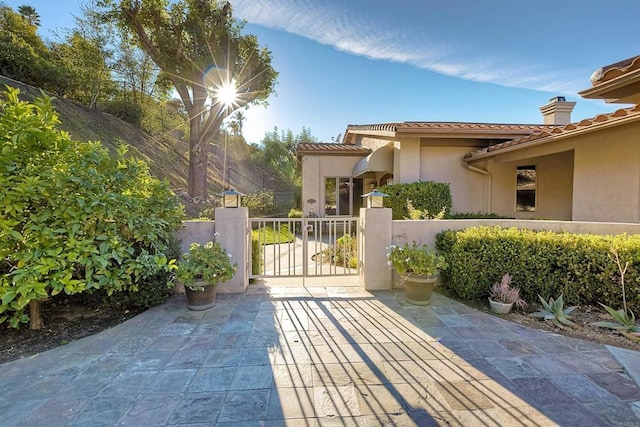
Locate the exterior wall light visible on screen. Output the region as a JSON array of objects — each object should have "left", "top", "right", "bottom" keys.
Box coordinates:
[
  {"left": 362, "top": 189, "right": 389, "bottom": 208},
  {"left": 220, "top": 188, "right": 244, "bottom": 208}
]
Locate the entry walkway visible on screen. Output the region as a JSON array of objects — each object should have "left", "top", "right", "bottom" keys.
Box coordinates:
[{"left": 1, "top": 286, "right": 639, "bottom": 426}]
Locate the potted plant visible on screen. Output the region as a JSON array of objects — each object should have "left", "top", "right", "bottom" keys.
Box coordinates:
[
  {"left": 488, "top": 273, "right": 527, "bottom": 314},
  {"left": 175, "top": 240, "right": 237, "bottom": 310},
  {"left": 387, "top": 241, "right": 447, "bottom": 305}
]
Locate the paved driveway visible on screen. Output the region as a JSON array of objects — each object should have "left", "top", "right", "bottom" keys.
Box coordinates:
[{"left": 1, "top": 285, "right": 639, "bottom": 426}]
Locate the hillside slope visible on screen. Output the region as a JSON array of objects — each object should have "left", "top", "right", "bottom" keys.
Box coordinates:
[{"left": 0, "top": 76, "right": 277, "bottom": 199}]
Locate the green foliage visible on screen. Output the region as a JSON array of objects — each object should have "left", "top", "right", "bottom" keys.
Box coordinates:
[
  {"left": 89, "top": 236, "right": 181, "bottom": 309},
  {"left": 0, "top": 5, "right": 60, "bottom": 93},
  {"left": 288, "top": 208, "right": 303, "bottom": 219},
  {"left": 435, "top": 226, "right": 640, "bottom": 313},
  {"left": 0, "top": 88, "right": 184, "bottom": 327},
  {"left": 387, "top": 242, "right": 447, "bottom": 278},
  {"left": 324, "top": 234, "right": 357, "bottom": 269},
  {"left": 287, "top": 208, "right": 303, "bottom": 233},
  {"left": 243, "top": 189, "right": 277, "bottom": 217},
  {"left": 175, "top": 241, "right": 237, "bottom": 287},
  {"left": 448, "top": 212, "right": 514, "bottom": 219},
  {"left": 405, "top": 199, "right": 446, "bottom": 220},
  {"left": 379, "top": 181, "right": 453, "bottom": 220},
  {"left": 251, "top": 234, "right": 262, "bottom": 276},
  {"left": 531, "top": 294, "right": 577, "bottom": 328},
  {"left": 252, "top": 127, "right": 315, "bottom": 185},
  {"left": 49, "top": 31, "right": 114, "bottom": 108},
  {"left": 251, "top": 225, "right": 295, "bottom": 245}
]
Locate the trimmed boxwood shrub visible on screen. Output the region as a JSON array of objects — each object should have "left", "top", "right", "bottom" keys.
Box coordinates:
[
  {"left": 435, "top": 226, "right": 640, "bottom": 313},
  {"left": 251, "top": 235, "right": 262, "bottom": 276},
  {"left": 379, "top": 181, "right": 452, "bottom": 220}
]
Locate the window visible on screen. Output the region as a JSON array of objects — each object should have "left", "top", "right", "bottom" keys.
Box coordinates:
[
  {"left": 516, "top": 165, "right": 536, "bottom": 212},
  {"left": 325, "top": 177, "right": 352, "bottom": 216}
]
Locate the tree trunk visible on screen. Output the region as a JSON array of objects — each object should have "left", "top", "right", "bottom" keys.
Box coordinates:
[
  {"left": 188, "top": 117, "right": 209, "bottom": 199},
  {"left": 29, "top": 299, "right": 44, "bottom": 330}
]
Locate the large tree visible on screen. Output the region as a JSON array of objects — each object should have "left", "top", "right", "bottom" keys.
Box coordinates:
[{"left": 103, "top": 0, "right": 277, "bottom": 198}]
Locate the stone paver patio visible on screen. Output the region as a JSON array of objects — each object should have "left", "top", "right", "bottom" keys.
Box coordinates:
[{"left": 1, "top": 284, "right": 640, "bottom": 426}]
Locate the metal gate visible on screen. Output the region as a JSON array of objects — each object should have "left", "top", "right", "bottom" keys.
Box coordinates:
[{"left": 249, "top": 217, "right": 359, "bottom": 278}]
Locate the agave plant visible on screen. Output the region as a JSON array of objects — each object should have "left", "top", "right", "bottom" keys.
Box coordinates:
[
  {"left": 591, "top": 248, "right": 640, "bottom": 342},
  {"left": 531, "top": 294, "right": 577, "bottom": 328},
  {"left": 592, "top": 304, "right": 640, "bottom": 342}
]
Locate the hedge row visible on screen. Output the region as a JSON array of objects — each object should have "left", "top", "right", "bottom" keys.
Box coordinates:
[
  {"left": 435, "top": 226, "right": 640, "bottom": 313},
  {"left": 379, "top": 181, "right": 453, "bottom": 220}
]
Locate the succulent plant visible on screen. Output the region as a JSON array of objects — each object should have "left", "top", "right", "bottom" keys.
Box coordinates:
[
  {"left": 488, "top": 273, "right": 528, "bottom": 309},
  {"left": 531, "top": 294, "right": 577, "bottom": 328},
  {"left": 592, "top": 304, "right": 640, "bottom": 341}
]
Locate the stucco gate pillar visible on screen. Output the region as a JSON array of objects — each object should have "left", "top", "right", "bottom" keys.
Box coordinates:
[
  {"left": 359, "top": 207, "right": 392, "bottom": 290},
  {"left": 214, "top": 207, "right": 249, "bottom": 293}
]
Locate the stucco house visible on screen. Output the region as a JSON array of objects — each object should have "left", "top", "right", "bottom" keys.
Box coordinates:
[{"left": 297, "top": 54, "right": 640, "bottom": 223}]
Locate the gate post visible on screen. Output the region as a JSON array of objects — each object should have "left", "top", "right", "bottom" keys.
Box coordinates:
[
  {"left": 214, "top": 207, "right": 249, "bottom": 293},
  {"left": 359, "top": 207, "right": 392, "bottom": 290}
]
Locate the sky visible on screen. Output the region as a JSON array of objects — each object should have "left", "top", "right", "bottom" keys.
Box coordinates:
[{"left": 4, "top": 0, "right": 640, "bottom": 144}]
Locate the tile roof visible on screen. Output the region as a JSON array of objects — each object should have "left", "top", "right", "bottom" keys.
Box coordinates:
[
  {"left": 347, "top": 122, "right": 552, "bottom": 133},
  {"left": 590, "top": 55, "right": 640, "bottom": 86},
  {"left": 466, "top": 104, "right": 640, "bottom": 159},
  {"left": 296, "top": 142, "right": 371, "bottom": 155}
]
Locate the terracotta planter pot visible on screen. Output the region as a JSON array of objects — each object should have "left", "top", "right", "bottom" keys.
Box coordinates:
[
  {"left": 184, "top": 281, "right": 217, "bottom": 311},
  {"left": 488, "top": 298, "right": 513, "bottom": 314},
  {"left": 402, "top": 274, "right": 438, "bottom": 306}
]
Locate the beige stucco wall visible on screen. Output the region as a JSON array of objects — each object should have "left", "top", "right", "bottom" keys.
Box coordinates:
[
  {"left": 300, "top": 154, "right": 364, "bottom": 217},
  {"left": 394, "top": 137, "right": 421, "bottom": 183},
  {"left": 572, "top": 124, "right": 640, "bottom": 222},
  {"left": 420, "top": 145, "right": 487, "bottom": 214},
  {"left": 488, "top": 150, "right": 574, "bottom": 220},
  {"left": 482, "top": 121, "right": 640, "bottom": 222}
]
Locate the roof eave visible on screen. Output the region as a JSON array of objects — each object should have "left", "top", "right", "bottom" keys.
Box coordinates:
[
  {"left": 465, "top": 113, "right": 640, "bottom": 162},
  {"left": 579, "top": 69, "right": 640, "bottom": 103}
]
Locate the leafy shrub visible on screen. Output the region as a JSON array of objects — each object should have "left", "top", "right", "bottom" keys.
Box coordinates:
[
  {"left": 288, "top": 208, "right": 303, "bottom": 218},
  {"left": 287, "top": 208, "right": 303, "bottom": 233},
  {"left": 175, "top": 240, "right": 237, "bottom": 287},
  {"left": 251, "top": 235, "right": 262, "bottom": 276},
  {"left": 89, "top": 236, "right": 181, "bottom": 310},
  {"left": 243, "top": 189, "right": 277, "bottom": 217},
  {"left": 448, "top": 212, "right": 514, "bottom": 219},
  {"left": 379, "top": 181, "right": 452, "bottom": 220},
  {"left": 435, "top": 226, "right": 640, "bottom": 313},
  {"left": 387, "top": 242, "right": 447, "bottom": 277},
  {"left": 326, "top": 234, "right": 357, "bottom": 269},
  {"left": 0, "top": 88, "right": 184, "bottom": 327},
  {"left": 405, "top": 200, "right": 446, "bottom": 220}
]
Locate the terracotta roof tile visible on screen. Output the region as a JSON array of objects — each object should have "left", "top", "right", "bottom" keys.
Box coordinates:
[
  {"left": 590, "top": 55, "right": 640, "bottom": 86},
  {"left": 296, "top": 142, "right": 371, "bottom": 155},
  {"left": 470, "top": 104, "right": 640, "bottom": 158},
  {"left": 347, "top": 122, "right": 552, "bottom": 133}
]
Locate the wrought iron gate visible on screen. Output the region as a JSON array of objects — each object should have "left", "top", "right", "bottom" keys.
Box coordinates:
[{"left": 249, "top": 217, "right": 359, "bottom": 279}]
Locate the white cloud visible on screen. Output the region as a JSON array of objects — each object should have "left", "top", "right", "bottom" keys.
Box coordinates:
[{"left": 232, "top": 0, "right": 584, "bottom": 95}]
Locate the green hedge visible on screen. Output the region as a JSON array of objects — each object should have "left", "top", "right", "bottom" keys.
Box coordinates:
[
  {"left": 251, "top": 235, "right": 262, "bottom": 276},
  {"left": 379, "top": 181, "right": 452, "bottom": 220},
  {"left": 435, "top": 226, "right": 640, "bottom": 313}
]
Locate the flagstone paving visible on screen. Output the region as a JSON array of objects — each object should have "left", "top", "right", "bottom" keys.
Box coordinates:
[{"left": 1, "top": 284, "right": 640, "bottom": 426}]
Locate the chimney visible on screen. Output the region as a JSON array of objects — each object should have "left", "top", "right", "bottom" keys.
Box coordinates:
[{"left": 540, "top": 96, "right": 576, "bottom": 125}]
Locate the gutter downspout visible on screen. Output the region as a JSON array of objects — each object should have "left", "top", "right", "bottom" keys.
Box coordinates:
[{"left": 465, "top": 162, "right": 492, "bottom": 213}]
